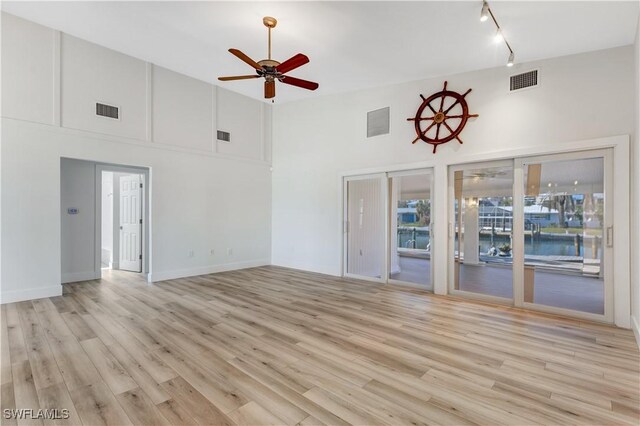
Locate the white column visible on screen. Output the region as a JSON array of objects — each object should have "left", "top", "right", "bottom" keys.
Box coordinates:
[
  {"left": 463, "top": 198, "right": 480, "bottom": 264},
  {"left": 390, "top": 178, "right": 400, "bottom": 275},
  {"left": 432, "top": 164, "right": 448, "bottom": 295}
]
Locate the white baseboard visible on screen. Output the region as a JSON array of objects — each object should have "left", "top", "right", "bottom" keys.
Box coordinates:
[
  {"left": 632, "top": 315, "right": 640, "bottom": 350},
  {"left": 62, "top": 271, "right": 101, "bottom": 284},
  {"left": 149, "top": 259, "right": 270, "bottom": 282},
  {"left": 0, "top": 285, "right": 62, "bottom": 304}
]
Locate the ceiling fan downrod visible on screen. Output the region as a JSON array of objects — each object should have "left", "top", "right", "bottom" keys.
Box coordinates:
[{"left": 263, "top": 16, "right": 277, "bottom": 61}]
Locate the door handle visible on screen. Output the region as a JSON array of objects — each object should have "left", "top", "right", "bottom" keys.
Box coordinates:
[{"left": 606, "top": 226, "right": 613, "bottom": 247}]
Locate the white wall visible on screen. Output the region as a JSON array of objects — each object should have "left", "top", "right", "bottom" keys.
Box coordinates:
[
  {"left": 101, "top": 171, "right": 113, "bottom": 267},
  {"left": 1, "top": 12, "right": 57, "bottom": 124},
  {"left": 152, "top": 66, "right": 213, "bottom": 151},
  {"left": 1, "top": 12, "right": 272, "bottom": 303},
  {"left": 216, "top": 87, "right": 266, "bottom": 160},
  {"left": 632, "top": 16, "right": 640, "bottom": 345},
  {"left": 61, "top": 33, "right": 149, "bottom": 140},
  {"left": 61, "top": 158, "right": 99, "bottom": 283}
]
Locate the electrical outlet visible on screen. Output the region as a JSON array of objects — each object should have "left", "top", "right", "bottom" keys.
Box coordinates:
[
  {"left": 210, "top": 249, "right": 215, "bottom": 256},
  {"left": 188, "top": 250, "right": 194, "bottom": 258},
  {"left": 227, "top": 248, "right": 233, "bottom": 256}
]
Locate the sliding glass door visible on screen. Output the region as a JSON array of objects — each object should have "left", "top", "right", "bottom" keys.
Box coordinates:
[
  {"left": 388, "top": 170, "right": 433, "bottom": 289},
  {"left": 449, "top": 161, "right": 514, "bottom": 302},
  {"left": 343, "top": 169, "right": 434, "bottom": 288},
  {"left": 448, "top": 150, "right": 613, "bottom": 321},
  {"left": 517, "top": 150, "right": 613, "bottom": 320}
]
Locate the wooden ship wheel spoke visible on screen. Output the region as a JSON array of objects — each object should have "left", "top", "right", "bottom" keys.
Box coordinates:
[{"left": 407, "top": 81, "right": 478, "bottom": 153}]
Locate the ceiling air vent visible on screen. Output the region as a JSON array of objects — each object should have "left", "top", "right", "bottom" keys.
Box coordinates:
[
  {"left": 96, "top": 102, "right": 119, "bottom": 119},
  {"left": 217, "top": 130, "right": 231, "bottom": 142},
  {"left": 367, "top": 107, "right": 390, "bottom": 138},
  {"left": 510, "top": 70, "right": 538, "bottom": 92}
]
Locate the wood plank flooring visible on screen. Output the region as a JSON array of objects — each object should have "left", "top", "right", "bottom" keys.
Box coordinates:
[{"left": 1, "top": 266, "right": 638, "bottom": 425}]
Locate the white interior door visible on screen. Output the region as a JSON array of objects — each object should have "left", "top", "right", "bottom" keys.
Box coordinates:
[{"left": 119, "top": 174, "right": 142, "bottom": 272}]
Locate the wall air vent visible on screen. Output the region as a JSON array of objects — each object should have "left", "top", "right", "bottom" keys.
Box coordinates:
[
  {"left": 510, "top": 70, "right": 538, "bottom": 92},
  {"left": 96, "top": 102, "right": 119, "bottom": 119},
  {"left": 217, "top": 130, "right": 231, "bottom": 142},
  {"left": 367, "top": 107, "right": 390, "bottom": 138}
]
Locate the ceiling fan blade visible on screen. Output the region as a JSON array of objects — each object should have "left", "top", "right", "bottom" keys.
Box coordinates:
[
  {"left": 218, "top": 75, "right": 260, "bottom": 81},
  {"left": 265, "top": 80, "right": 275, "bottom": 99},
  {"left": 276, "top": 53, "right": 309, "bottom": 74},
  {"left": 228, "top": 48, "right": 262, "bottom": 71},
  {"left": 280, "top": 75, "right": 319, "bottom": 91}
]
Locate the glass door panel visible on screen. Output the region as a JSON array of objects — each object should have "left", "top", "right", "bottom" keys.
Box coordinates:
[
  {"left": 345, "top": 176, "right": 385, "bottom": 280},
  {"left": 388, "top": 171, "right": 432, "bottom": 289},
  {"left": 452, "top": 162, "right": 514, "bottom": 300},
  {"left": 521, "top": 155, "right": 607, "bottom": 315}
]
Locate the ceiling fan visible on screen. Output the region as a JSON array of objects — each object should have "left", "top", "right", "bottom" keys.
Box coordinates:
[{"left": 218, "top": 16, "right": 319, "bottom": 99}]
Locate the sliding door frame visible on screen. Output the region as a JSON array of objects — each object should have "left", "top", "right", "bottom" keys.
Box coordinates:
[
  {"left": 342, "top": 169, "right": 435, "bottom": 288},
  {"left": 387, "top": 169, "right": 435, "bottom": 289},
  {"left": 447, "top": 159, "right": 515, "bottom": 305},
  {"left": 514, "top": 148, "right": 614, "bottom": 323}
]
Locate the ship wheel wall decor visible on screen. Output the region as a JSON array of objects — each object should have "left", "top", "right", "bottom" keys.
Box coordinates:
[{"left": 407, "top": 81, "right": 478, "bottom": 153}]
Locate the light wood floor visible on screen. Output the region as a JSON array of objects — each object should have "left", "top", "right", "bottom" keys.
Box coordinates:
[{"left": 1, "top": 266, "right": 639, "bottom": 425}]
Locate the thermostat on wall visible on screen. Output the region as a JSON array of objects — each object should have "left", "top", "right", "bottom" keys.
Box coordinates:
[{"left": 67, "top": 208, "right": 79, "bottom": 215}]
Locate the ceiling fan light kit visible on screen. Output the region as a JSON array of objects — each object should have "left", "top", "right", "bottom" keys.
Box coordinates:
[{"left": 218, "top": 16, "right": 319, "bottom": 99}]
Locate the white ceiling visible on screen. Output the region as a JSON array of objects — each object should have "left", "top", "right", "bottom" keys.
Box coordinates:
[{"left": 2, "top": 1, "right": 638, "bottom": 103}]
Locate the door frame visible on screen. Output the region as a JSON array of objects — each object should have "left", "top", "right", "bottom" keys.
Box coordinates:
[
  {"left": 447, "top": 159, "right": 515, "bottom": 305},
  {"left": 95, "top": 163, "right": 151, "bottom": 281},
  {"left": 513, "top": 148, "right": 614, "bottom": 323},
  {"left": 386, "top": 168, "right": 435, "bottom": 289}
]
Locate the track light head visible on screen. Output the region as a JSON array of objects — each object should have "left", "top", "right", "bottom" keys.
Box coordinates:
[
  {"left": 494, "top": 28, "right": 504, "bottom": 43},
  {"left": 507, "top": 51, "right": 515, "bottom": 67},
  {"left": 480, "top": 2, "right": 490, "bottom": 22}
]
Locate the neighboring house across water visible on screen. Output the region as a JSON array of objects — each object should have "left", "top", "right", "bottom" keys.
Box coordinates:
[
  {"left": 397, "top": 207, "right": 418, "bottom": 223},
  {"left": 479, "top": 200, "right": 560, "bottom": 230}
]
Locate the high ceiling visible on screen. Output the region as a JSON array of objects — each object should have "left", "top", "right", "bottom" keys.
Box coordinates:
[{"left": 2, "top": 1, "right": 638, "bottom": 103}]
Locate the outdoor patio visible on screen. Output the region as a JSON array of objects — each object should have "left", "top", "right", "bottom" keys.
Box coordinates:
[{"left": 391, "top": 256, "right": 604, "bottom": 314}]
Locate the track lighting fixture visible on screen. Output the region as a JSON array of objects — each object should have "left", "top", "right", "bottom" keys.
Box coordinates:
[
  {"left": 480, "top": 2, "right": 490, "bottom": 22},
  {"left": 479, "top": 1, "right": 516, "bottom": 67}
]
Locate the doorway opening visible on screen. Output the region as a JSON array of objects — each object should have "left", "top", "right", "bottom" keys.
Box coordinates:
[
  {"left": 101, "top": 171, "right": 144, "bottom": 273},
  {"left": 59, "top": 158, "right": 150, "bottom": 284}
]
